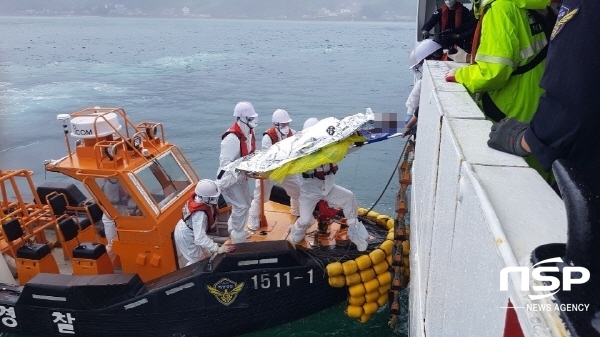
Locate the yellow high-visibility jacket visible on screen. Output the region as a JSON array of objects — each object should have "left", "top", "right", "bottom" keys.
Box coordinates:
[{"left": 456, "top": 0, "right": 550, "bottom": 122}]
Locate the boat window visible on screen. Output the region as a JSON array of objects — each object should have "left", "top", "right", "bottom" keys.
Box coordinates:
[
  {"left": 95, "top": 178, "right": 141, "bottom": 216},
  {"left": 135, "top": 152, "right": 192, "bottom": 209}
]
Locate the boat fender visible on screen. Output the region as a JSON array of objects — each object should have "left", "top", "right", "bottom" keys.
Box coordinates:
[
  {"left": 376, "top": 214, "right": 391, "bottom": 227},
  {"left": 366, "top": 211, "right": 380, "bottom": 222},
  {"left": 359, "top": 314, "right": 372, "bottom": 323},
  {"left": 342, "top": 260, "right": 358, "bottom": 275},
  {"left": 401, "top": 241, "right": 410, "bottom": 255},
  {"left": 355, "top": 255, "right": 372, "bottom": 271},
  {"left": 369, "top": 249, "right": 386, "bottom": 265},
  {"left": 380, "top": 240, "right": 394, "bottom": 256},
  {"left": 359, "top": 268, "right": 376, "bottom": 283},
  {"left": 364, "top": 278, "right": 380, "bottom": 293},
  {"left": 365, "top": 290, "right": 380, "bottom": 303},
  {"left": 346, "top": 305, "right": 363, "bottom": 318},
  {"left": 363, "top": 301, "right": 378, "bottom": 315},
  {"left": 357, "top": 207, "right": 368, "bottom": 216},
  {"left": 377, "top": 294, "right": 388, "bottom": 307},
  {"left": 386, "top": 254, "right": 393, "bottom": 266},
  {"left": 378, "top": 284, "right": 390, "bottom": 295},
  {"left": 345, "top": 273, "right": 361, "bottom": 287},
  {"left": 373, "top": 260, "right": 389, "bottom": 275},
  {"left": 386, "top": 218, "right": 395, "bottom": 230},
  {"left": 325, "top": 262, "right": 343, "bottom": 277},
  {"left": 348, "top": 283, "right": 366, "bottom": 297},
  {"left": 386, "top": 231, "right": 394, "bottom": 240},
  {"left": 328, "top": 275, "right": 346, "bottom": 288},
  {"left": 377, "top": 271, "right": 392, "bottom": 286},
  {"left": 348, "top": 296, "right": 366, "bottom": 306}
]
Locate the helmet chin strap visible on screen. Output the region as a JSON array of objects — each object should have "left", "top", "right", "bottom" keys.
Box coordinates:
[{"left": 237, "top": 118, "right": 254, "bottom": 131}]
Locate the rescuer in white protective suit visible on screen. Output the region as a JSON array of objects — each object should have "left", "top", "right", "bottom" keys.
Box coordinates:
[
  {"left": 247, "top": 109, "right": 301, "bottom": 230},
  {"left": 288, "top": 117, "right": 369, "bottom": 251},
  {"left": 216, "top": 101, "right": 258, "bottom": 243},
  {"left": 100, "top": 178, "right": 129, "bottom": 252},
  {"left": 174, "top": 179, "right": 235, "bottom": 267}
]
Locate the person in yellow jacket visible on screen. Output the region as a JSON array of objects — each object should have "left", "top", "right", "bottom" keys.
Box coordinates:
[{"left": 445, "top": 0, "right": 552, "bottom": 123}]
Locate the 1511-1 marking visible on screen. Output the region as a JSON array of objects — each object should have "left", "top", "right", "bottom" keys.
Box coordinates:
[{"left": 250, "top": 269, "right": 313, "bottom": 289}]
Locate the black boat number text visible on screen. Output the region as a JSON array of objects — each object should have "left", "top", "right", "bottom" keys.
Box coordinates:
[{"left": 250, "top": 269, "right": 313, "bottom": 289}]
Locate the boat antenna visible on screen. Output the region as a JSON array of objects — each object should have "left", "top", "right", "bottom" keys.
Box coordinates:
[{"left": 57, "top": 114, "right": 73, "bottom": 165}]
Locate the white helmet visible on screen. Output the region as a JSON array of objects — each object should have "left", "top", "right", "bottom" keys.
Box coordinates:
[
  {"left": 409, "top": 39, "right": 442, "bottom": 69},
  {"left": 272, "top": 109, "right": 292, "bottom": 124},
  {"left": 195, "top": 179, "right": 220, "bottom": 198},
  {"left": 303, "top": 117, "right": 319, "bottom": 130},
  {"left": 233, "top": 101, "right": 258, "bottom": 118}
]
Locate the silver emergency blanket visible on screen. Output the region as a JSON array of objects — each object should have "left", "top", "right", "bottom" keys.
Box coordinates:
[{"left": 224, "top": 109, "right": 375, "bottom": 176}]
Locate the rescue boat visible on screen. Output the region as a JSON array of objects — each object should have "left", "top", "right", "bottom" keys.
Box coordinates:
[{"left": 0, "top": 107, "right": 409, "bottom": 337}]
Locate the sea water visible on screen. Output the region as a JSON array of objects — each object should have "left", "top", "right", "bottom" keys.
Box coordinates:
[{"left": 0, "top": 16, "right": 413, "bottom": 337}]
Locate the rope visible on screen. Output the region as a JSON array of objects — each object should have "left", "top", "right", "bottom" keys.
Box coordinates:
[{"left": 366, "top": 137, "right": 412, "bottom": 214}]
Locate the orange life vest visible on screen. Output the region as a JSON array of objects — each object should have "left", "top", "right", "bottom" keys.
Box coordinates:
[
  {"left": 441, "top": 3, "right": 464, "bottom": 31},
  {"left": 263, "top": 126, "right": 293, "bottom": 145},
  {"left": 222, "top": 122, "right": 256, "bottom": 157},
  {"left": 182, "top": 192, "right": 217, "bottom": 233}
]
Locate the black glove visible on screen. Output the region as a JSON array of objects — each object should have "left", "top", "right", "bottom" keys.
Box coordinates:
[
  {"left": 421, "top": 30, "right": 430, "bottom": 39},
  {"left": 487, "top": 118, "right": 530, "bottom": 156}
]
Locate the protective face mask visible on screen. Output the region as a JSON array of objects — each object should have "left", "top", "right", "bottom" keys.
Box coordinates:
[
  {"left": 244, "top": 117, "right": 258, "bottom": 129},
  {"left": 445, "top": 0, "right": 456, "bottom": 7},
  {"left": 412, "top": 64, "right": 423, "bottom": 80},
  {"left": 278, "top": 126, "right": 290, "bottom": 135}
]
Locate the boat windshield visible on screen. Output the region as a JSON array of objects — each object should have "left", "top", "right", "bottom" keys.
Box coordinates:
[
  {"left": 96, "top": 177, "right": 140, "bottom": 216},
  {"left": 134, "top": 151, "right": 192, "bottom": 210}
]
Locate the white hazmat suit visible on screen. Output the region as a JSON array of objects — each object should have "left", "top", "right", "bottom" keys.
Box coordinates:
[
  {"left": 288, "top": 118, "right": 369, "bottom": 251},
  {"left": 247, "top": 126, "right": 301, "bottom": 230},
  {"left": 174, "top": 196, "right": 219, "bottom": 266},
  {"left": 216, "top": 102, "right": 258, "bottom": 244}
]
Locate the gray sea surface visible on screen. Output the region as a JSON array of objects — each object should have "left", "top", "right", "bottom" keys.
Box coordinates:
[{"left": 0, "top": 16, "right": 414, "bottom": 337}]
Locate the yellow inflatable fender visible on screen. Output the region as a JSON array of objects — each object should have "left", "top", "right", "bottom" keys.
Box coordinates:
[
  {"left": 380, "top": 240, "right": 393, "bottom": 256},
  {"left": 376, "top": 214, "right": 391, "bottom": 227},
  {"left": 328, "top": 275, "right": 345, "bottom": 288},
  {"left": 345, "top": 273, "right": 361, "bottom": 287},
  {"left": 377, "top": 294, "right": 388, "bottom": 307},
  {"left": 357, "top": 207, "right": 368, "bottom": 216},
  {"left": 373, "top": 260, "right": 389, "bottom": 275},
  {"left": 364, "top": 278, "right": 380, "bottom": 293},
  {"left": 359, "top": 314, "right": 372, "bottom": 323},
  {"left": 366, "top": 210, "right": 380, "bottom": 222},
  {"left": 365, "top": 290, "right": 379, "bottom": 303},
  {"left": 386, "top": 218, "right": 395, "bottom": 230},
  {"left": 378, "top": 283, "right": 390, "bottom": 295},
  {"left": 359, "top": 268, "right": 376, "bottom": 283},
  {"left": 326, "top": 262, "right": 343, "bottom": 277},
  {"left": 369, "top": 249, "right": 386, "bottom": 265},
  {"left": 348, "top": 283, "right": 366, "bottom": 297},
  {"left": 342, "top": 260, "right": 358, "bottom": 275},
  {"left": 402, "top": 241, "right": 410, "bottom": 255},
  {"left": 355, "top": 255, "right": 372, "bottom": 271},
  {"left": 363, "top": 302, "right": 379, "bottom": 315},
  {"left": 348, "top": 296, "right": 366, "bottom": 306},
  {"left": 346, "top": 305, "right": 363, "bottom": 318},
  {"left": 377, "top": 271, "right": 392, "bottom": 286}
]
